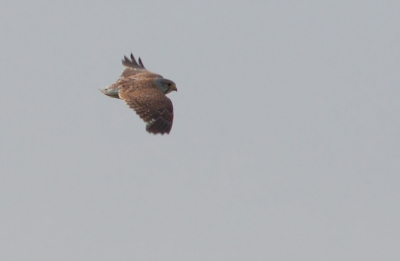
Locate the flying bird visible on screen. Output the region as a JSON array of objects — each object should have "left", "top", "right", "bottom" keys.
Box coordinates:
[{"left": 101, "top": 54, "right": 177, "bottom": 135}]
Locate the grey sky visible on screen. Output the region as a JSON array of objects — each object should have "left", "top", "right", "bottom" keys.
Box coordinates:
[{"left": 1, "top": 0, "right": 400, "bottom": 260}]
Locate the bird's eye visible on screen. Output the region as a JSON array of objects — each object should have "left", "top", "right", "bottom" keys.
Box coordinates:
[{"left": 167, "top": 83, "right": 171, "bottom": 87}]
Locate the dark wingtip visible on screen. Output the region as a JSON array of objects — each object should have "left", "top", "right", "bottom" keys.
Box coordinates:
[
  {"left": 121, "top": 53, "right": 145, "bottom": 69},
  {"left": 146, "top": 120, "right": 172, "bottom": 135},
  {"left": 138, "top": 57, "right": 146, "bottom": 68}
]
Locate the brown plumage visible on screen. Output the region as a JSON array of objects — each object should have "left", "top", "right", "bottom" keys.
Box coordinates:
[{"left": 101, "top": 54, "right": 177, "bottom": 135}]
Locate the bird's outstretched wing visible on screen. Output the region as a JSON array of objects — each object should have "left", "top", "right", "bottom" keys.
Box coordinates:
[
  {"left": 121, "top": 53, "right": 162, "bottom": 79},
  {"left": 119, "top": 84, "right": 174, "bottom": 134}
]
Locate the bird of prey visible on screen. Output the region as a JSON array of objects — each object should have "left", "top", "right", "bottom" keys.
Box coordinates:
[{"left": 100, "top": 54, "right": 177, "bottom": 135}]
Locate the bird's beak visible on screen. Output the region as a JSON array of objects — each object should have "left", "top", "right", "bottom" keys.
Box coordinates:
[{"left": 172, "top": 86, "right": 177, "bottom": 92}]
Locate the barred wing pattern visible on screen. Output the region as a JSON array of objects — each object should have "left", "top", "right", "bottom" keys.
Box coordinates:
[{"left": 119, "top": 86, "right": 174, "bottom": 134}]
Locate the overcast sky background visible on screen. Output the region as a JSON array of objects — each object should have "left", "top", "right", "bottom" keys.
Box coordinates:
[{"left": 1, "top": 1, "right": 400, "bottom": 260}]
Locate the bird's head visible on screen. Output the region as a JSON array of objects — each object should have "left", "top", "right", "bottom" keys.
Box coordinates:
[{"left": 155, "top": 78, "right": 177, "bottom": 94}]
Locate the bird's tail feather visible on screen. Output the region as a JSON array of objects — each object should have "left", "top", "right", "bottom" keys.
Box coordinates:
[{"left": 100, "top": 86, "right": 120, "bottom": 99}]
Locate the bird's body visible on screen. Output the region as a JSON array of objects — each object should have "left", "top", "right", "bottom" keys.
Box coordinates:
[{"left": 101, "top": 54, "right": 177, "bottom": 135}]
